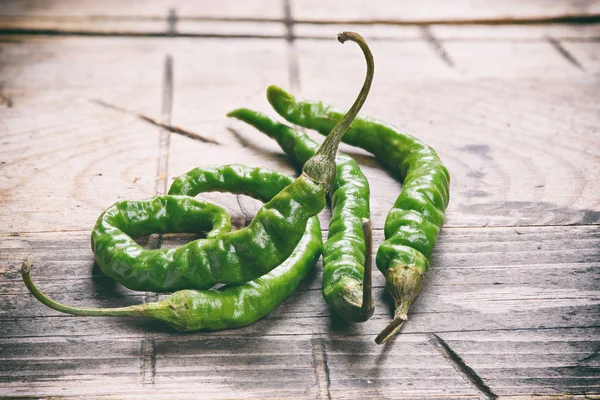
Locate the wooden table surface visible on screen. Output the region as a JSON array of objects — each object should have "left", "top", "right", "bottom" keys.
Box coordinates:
[{"left": 1, "top": 1, "right": 599, "bottom": 399}]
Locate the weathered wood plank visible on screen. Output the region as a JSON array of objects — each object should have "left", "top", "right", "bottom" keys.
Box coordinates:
[
  {"left": 2, "top": 222, "right": 595, "bottom": 399},
  {"left": 2, "top": 0, "right": 598, "bottom": 24},
  {"left": 3, "top": 17, "right": 599, "bottom": 42},
  {"left": 0, "top": 36, "right": 172, "bottom": 233},
  {"left": 0, "top": 17, "right": 286, "bottom": 38},
  {"left": 295, "top": 23, "right": 600, "bottom": 41},
  {"left": 2, "top": 34, "right": 598, "bottom": 231},
  {"left": 0, "top": 96, "right": 160, "bottom": 233},
  {"left": 0, "top": 336, "right": 477, "bottom": 399},
  {"left": 289, "top": 0, "right": 600, "bottom": 24},
  {"left": 2, "top": 230, "right": 597, "bottom": 296},
  {"left": 0, "top": 0, "right": 284, "bottom": 20},
  {"left": 431, "top": 24, "right": 600, "bottom": 40},
  {"left": 0, "top": 36, "right": 290, "bottom": 232},
  {"left": 1, "top": 225, "right": 597, "bottom": 332},
  {"left": 1, "top": 329, "right": 597, "bottom": 398},
  {"left": 0, "top": 13, "right": 599, "bottom": 400},
  {"left": 290, "top": 37, "right": 600, "bottom": 228},
  {"left": 437, "top": 329, "right": 600, "bottom": 396}
]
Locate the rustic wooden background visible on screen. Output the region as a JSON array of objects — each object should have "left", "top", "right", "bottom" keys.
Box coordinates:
[{"left": 1, "top": 1, "right": 599, "bottom": 399}]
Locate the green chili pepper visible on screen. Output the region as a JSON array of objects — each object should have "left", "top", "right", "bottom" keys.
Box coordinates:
[
  {"left": 266, "top": 86, "right": 450, "bottom": 344},
  {"left": 227, "top": 109, "right": 374, "bottom": 322},
  {"left": 21, "top": 165, "right": 322, "bottom": 331},
  {"left": 90, "top": 31, "right": 374, "bottom": 293}
]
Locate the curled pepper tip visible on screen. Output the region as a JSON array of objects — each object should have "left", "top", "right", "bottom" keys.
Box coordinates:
[
  {"left": 337, "top": 31, "right": 365, "bottom": 45},
  {"left": 21, "top": 258, "right": 33, "bottom": 275},
  {"left": 301, "top": 31, "right": 374, "bottom": 187}
]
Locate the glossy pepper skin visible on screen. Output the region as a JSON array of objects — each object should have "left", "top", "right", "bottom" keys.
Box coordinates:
[
  {"left": 90, "top": 31, "right": 374, "bottom": 293},
  {"left": 92, "top": 175, "right": 324, "bottom": 292},
  {"left": 266, "top": 85, "right": 450, "bottom": 343},
  {"left": 228, "top": 109, "right": 374, "bottom": 322},
  {"left": 22, "top": 165, "right": 322, "bottom": 331}
]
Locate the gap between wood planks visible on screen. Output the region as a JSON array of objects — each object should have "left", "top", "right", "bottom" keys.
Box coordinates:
[
  {"left": 311, "top": 336, "right": 332, "bottom": 400},
  {"left": 428, "top": 333, "right": 497, "bottom": 400},
  {"left": 0, "top": 6, "right": 591, "bottom": 71},
  {"left": 1, "top": 323, "right": 598, "bottom": 342},
  {"left": 283, "top": 0, "right": 301, "bottom": 93},
  {"left": 1, "top": 9, "right": 596, "bottom": 398},
  {"left": 139, "top": 53, "right": 173, "bottom": 387},
  {"left": 1, "top": 13, "right": 600, "bottom": 26},
  {"left": 2, "top": 223, "right": 598, "bottom": 237}
]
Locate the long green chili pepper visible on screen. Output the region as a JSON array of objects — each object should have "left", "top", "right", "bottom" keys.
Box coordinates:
[
  {"left": 266, "top": 86, "right": 450, "bottom": 344},
  {"left": 227, "top": 109, "right": 374, "bottom": 322},
  {"left": 21, "top": 165, "right": 322, "bottom": 331},
  {"left": 90, "top": 31, "right": 374, "bottom": 293}
]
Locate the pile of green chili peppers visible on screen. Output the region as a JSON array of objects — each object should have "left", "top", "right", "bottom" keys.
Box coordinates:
[{"left": 22, "top": 31, "right": 449, "bottom": 344}]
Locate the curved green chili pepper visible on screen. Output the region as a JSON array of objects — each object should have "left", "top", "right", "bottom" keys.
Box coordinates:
[
  {"left": 92, "top": 172, "right": 322, "bottom": 292},
  {"left": 91, "top": 31, "right": 374, "bottom": 293},
  {"left": 21, "top": 165, "right": 322, "bottom": 331},
  {"left": 266, "top": 86, "right": 450, "bottom": 344},
  {"left": 227, "top": 109, "right": 374, "bottom": 322}
]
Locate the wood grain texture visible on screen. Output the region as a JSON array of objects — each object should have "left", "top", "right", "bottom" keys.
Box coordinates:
[
  {"left": 296, "top": 24, "right": 600, "bottom": 41},
  {"left": 291, "top": 35, "right": 600, "bottom": 228},
  {"left": 0, "top": 225, "right": 598, "bottom": 397},
  {"left": 0, "top": 0, "right": 284, "bottom": 20},
  {"left": 0, "top": 93, "right": 160, "bottom": 233},
  {"left": 0, "top": 3, "right": 599, "bottom": 398},
  {"left": 2, "top": 0, "right": 598, "bottom": 24},
  {"left": 289, "top": 0, "right": 600, "bottom": 24},
  {"left": 0, "top": 16, "right": 286, "bottom": 38},
  {"left": 0, "top": 37, "right": 174, "bottom": 233}
]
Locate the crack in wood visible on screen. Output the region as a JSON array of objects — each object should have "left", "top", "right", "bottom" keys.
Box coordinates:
[
  {"left": 283, "top": 0, "right": 294, "bottom": 42},
  {"left": 90, "top": 99, "right": 220, "bottom": 145},
  {"left": 546, "top": 36, "right": 584, "bottom": 69},
  {"left": 428, "top": 333, "right": 498, "bottom": 400},
  {"left": 167, "top": 8, "right": 177, "bottom": 36},
  {"left": 138, "top": 53, "right": 175, "bottom": 387},
  {"left": 420, "top": 26, "right": 454, "bottom": 68},
  {"left": 577, "top": 348, "right": 600, "bottom": 364},
  {"left": 236, "top": 195, "right": 251, "bottom": 227},
  {"left": 283, "top": 0, "right": 301, "bottom": 92},
  {"left": 311, "top": 336, "right": 332, "bottom": 400},
  {"left": 140, "top": 337, "right": 157, "bottom": 385}
]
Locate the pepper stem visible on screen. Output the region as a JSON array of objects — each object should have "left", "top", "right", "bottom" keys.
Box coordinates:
[
  {"left": 314, "top": 32, "right": 374, "bottom": 161},
  {"left": 360, "top": 218, "right": 374, "bottom": 316},
  {"left": 375, "top": 264, "right": 424, "bottom": 344},
  {"left": 375, "top": 308, "right": 408, "bottom": 345},
  {"left": 302, "top": 31, "right": 374, "bottom": 188},
  {"left": 21, "top": 259, "right": 143, "bottom": 317},
  {"left": 21, "top": 259, "right": 190, "bottom": 330}
]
